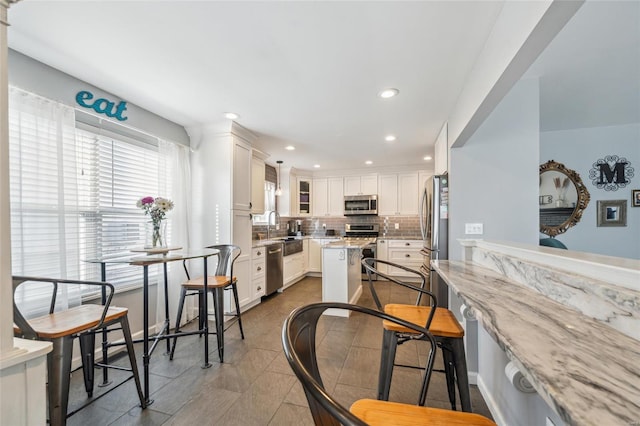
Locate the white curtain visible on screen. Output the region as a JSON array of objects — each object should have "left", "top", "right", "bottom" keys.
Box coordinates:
[
  {"left": 9, "top": 87, "right": 81, "bottom": 316},
  {"left": 156, "top": 139, "right": 193, "bottom": 328}
]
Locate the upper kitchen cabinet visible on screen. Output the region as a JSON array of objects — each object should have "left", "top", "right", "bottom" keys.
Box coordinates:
[
  {"left": 251, "top": 151, "right": 268, "bottom": 215},
  {"left": 297, "top": 176, "right": 312, "bottom": 216},
  {"left": 378, "top": 172, "right": 420, "bottom": 215},
  {"left": 232, "top": 138, "right": 252, "bottom": 211},
  {"left": 189, "top": 122, "right": 258, "bottom": 249},
  {"left": 344, "top": 174, "right": 378, "bottom": 196},
  {"left": 313, "top": 177, "right": 344, "bottom": 216}
]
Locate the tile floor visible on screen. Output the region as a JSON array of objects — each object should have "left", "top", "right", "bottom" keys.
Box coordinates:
[{"left": 66, "top": 276, "right": 493, "bottom": 425}]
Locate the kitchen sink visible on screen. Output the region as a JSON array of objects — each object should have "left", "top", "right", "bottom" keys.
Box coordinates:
[{"left": 282, "top": 238, "right": 303, "bottom": 256}]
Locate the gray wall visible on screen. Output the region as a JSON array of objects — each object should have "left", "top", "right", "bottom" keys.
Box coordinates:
[
  {"left": 540, "top": 123, "right": 640, "bottom": 259},
  {"left": 449, "top": 78, "right": 540, "bottom": 261},
  {"left": 8, "top": 49, "right": 189, "bottom": 145}
]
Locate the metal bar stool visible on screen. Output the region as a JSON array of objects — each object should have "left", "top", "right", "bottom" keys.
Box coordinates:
[
  {"left": 282, "top": 302, "right": 495, "bottom": 425},
  {"left": 12, "top": 276, "right": 145, "bottom": 426},
  {"left": 170, "top": 244, "right": 244, "bottom": 362},
  {"left": 362, "top": 258, "right": 472, "bottom": 412}
]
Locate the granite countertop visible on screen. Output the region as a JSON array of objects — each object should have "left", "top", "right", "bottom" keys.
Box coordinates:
[
  {"left": 432, "top": 260, "right": 640, "bottom": 426},
  {"left": 377, "top": 236, "right": 422, "bottom": 240},
  {"left": 323, "top": 240, "right": 371, "bottom": 249}
]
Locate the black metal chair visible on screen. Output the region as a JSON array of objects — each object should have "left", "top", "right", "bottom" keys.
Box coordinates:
[
  {"left": 170, "top": 244, "right": 244, "bottom": 362},
  {"left": 281, "top": 302, "right": 496, "bottom": 426},
  {"left": 12, "top": 276, "right": 145, "bottom": 426},
  {"left": 362, "top": 258, "right": 471, "bottom": 412}
]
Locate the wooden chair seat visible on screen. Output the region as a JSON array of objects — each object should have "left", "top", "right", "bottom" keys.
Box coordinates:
[
  {"left": 181, "top": 275, "right": 236, "bottom": 289},
  {"left": 384, "top": 304, "right": 464, "bottom": 338},
  {"left": 351, "top": 399, "right": 496, "bottom": 426},
  {"left": 14, "top": 305, "right": 128, "bottom": 339}
]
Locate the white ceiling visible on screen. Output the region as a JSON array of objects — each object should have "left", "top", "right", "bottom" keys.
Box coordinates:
[
  {"left": 9, "top": 1, "right": 636, "bottom": 172},
  {"left": 7, "top": 0, "right": 505, "bottom": 171}
]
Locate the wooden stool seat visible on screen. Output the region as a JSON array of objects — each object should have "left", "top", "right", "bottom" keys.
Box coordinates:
[
  {"left": 384, "top": 304, "right": 464, "bottom": 338},
  {"left": 171, "top": 244, "right": 244, "bottom": 363},
  {"left": 14, "top": 305, "right": 128, "bottom": 339},
  {"left": 351, "top": 399, "right": 496, "bottom": 426},
  {"left": 181, "top": 275, "right": 235, "bottom": 289}
]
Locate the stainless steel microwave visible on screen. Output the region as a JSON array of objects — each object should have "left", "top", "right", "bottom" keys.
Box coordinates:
[{"left": 344, "top": 195, "right": 378, "bottom": 216}]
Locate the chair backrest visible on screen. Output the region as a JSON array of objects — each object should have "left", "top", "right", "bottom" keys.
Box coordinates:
[
  {"left": 206, "top": 244, "right": 241, "bottom": 277},
  {"left": 282, "top": 302, "right": 437, "bottom": 426},
  {"left": 362, "top": 258, "right": 437, "bottom": 327},
  {"left": 539, "top": 238, "right": 568, "bottom": 249},
  {"left": 12, "top": 276, "right": 115, "bottom": 340}
]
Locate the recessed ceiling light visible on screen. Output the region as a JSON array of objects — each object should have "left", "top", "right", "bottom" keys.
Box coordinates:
[
  {"left": 285, "top": 145, "right": 295, "bottom": 151},
  {"left": 313, "top": 164, "right": 320, "bottom": 168},
  {"left": 365, "top": 160, "right": 373, "bottom": 165},
  {"left": 423, "top": 156, "right": 433, "bottom": 161},
  {"left": 378, "top": 88, "right": 399, "bottom": 99},
  {"left": 385, "top": 135, "right": 396, "bottom": 142},
  {"left": 223, "top": 112, "right": 239, "bottom": 120}
]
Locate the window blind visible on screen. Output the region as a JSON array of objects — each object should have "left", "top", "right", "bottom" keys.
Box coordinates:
[{"left": 9, "top": 88, "right": 168, "bottom": 293}]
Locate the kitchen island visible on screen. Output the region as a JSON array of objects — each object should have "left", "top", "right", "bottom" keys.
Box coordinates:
[{"left": 321, "top": 240, "right": 368, "bottom": 317}]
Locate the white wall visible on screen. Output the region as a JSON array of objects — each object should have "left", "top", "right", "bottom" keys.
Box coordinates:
[
  {"left": 540, "top": 124, "right": 640, "bottom": 259},
  {"left": 449, "top": 78, "right": 540, "bottom": 262}
]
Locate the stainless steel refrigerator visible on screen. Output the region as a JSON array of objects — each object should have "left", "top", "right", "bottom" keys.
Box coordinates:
[{"left": 419, "top": 173, "right": 449, "bottom": 307}]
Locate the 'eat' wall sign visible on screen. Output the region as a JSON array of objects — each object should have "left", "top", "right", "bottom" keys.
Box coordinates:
[
  {"left": 76, "top": 91, "right": 128, "bottom": 121},
  {"left": 588, "top": 155, "right": 634, "bottom": 191}
]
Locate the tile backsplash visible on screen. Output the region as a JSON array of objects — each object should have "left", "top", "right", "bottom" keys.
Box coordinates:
[{"left": 253, "top": 215, "right": 421, "bottom": 240}]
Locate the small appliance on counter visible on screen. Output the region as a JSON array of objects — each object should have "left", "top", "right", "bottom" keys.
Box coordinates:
[{"left": 288, "top": 219, "right": 303, "bottom": 236}]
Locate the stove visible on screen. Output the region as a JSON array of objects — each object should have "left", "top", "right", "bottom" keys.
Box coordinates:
[{"left": 345, "top": 224, "right": 379, "bottom": 280}]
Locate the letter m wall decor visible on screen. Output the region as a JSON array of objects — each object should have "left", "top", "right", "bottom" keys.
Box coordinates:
[{"left": 589, "top": 155, "right": 634, "bottom": 191}]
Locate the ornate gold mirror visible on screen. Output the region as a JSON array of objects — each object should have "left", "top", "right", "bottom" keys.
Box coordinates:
[{"left": 539, "top": 160, "right": 590, "bottom": 237}]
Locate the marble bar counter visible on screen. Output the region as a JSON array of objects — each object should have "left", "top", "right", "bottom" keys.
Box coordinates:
[{"left": 432, "top": 260, "right": 640, "bottom": 426}]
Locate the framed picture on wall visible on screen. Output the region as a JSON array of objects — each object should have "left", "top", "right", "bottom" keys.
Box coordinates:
[
  {"left": 596, "top": 200, "right": 627, "bottom": 227},
  {"left": 633, "top": 189, "right": 640, "bottom": 207}
]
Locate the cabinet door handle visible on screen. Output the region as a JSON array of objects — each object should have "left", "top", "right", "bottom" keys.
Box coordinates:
[
  {"left": 249, "top": 202, "right": 252, "bottom": 208},
  {"left": 257, "top": 266, "right": 262, "bottom": 271},
  {"left": 405, "top": 242, "right": 410, "bottom": 246},
  {"left": 405, "top": 254, "right": 411, "bottom": 258},
  {"left": 257, "top": 250, "right": 262, "bottom": 256},
  {"left": 257, "top": 286, "right": 262, "bottom": 291}
]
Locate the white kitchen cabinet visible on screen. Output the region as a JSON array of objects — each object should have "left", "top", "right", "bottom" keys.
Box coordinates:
[
  {"left": 231, "top": 210, "right": 253, "bottom": 307},
  {"left": 251, "top": 156, "right": 265, "bottom": 215},
  {"left": 191, "top": 122, "right": 257, "bottom": 313},
  {"left": 376, "top": 238, "right": 389, "bottom": 274},
  {"left": 251, "top": 247, "right": 266, "bottom": 300},
  {"left": 302, "top": 239, "right": 309, "bottom": 273},
  {"left": 308, "top": 238, "right": 341, "bottom": 272},
  {"left": 378, "top": 172, "right": 420, "bottom": 215},
  {"left": 283, "top": 252, "right": 304, "bottom": 288},
  {"left": 308, "top": 238, "right": 323, "bottom": 272},
  {"left": 313, "top": 177, "right": 344, "bottom": 216},
  {"left": 312, "top": 178, "right": 328, "bottom": 216},
  {"left": 398, "top": 173, "right": 419, "bottom": 215},
  {"left": 378, "top": 174, "right": 399, "bottom": 216},
  {"left": 232, "top": 138, "right": 252, "bottom": 211},
  {"left": 387, "top": 239, "right": 422, "bottom": 280},
  {"left": 344, "top": 174, "right": 378, "bottom": 196},
  {"left": 297, "top": 177, "right": 312, "bottom": 216}
]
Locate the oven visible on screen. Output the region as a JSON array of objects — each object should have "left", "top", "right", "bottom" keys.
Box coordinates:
[
  {"left": 344, "top": 223, "right": 379, "bottom": 281},
  {"left": 361, "top": 242, "right": 377, "bottom": 281}
]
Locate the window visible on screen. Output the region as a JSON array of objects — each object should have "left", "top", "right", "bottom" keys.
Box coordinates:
[
  {"left": 9, "top": 87, "right": 169, "bottom": 295},
  {"left": 252, "top": 181, "right": 277, "bottom": 224}
]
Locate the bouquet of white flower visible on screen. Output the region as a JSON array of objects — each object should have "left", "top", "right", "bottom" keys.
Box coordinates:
[{"left": 137, "top": 196, "right": 174, "bottom": 248}]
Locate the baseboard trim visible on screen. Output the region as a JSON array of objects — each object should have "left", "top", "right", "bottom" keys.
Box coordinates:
[{"left": 477, "top": 374, "right": 508, "bottom": 426}]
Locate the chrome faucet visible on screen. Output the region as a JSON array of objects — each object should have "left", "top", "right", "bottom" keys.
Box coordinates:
[{"left": 267, "top": 210, "right": 280, "bottom": 240}]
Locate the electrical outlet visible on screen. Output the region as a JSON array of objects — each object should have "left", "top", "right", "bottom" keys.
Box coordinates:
[
  {"left": 394, "top": 223, "right": 399, "bottom": 230},
  {"left": 465, "top": 223, "right": 483, "bottom": 235},
  {"left": 322, "top": 223, "right": 327, "bottom": 229}
]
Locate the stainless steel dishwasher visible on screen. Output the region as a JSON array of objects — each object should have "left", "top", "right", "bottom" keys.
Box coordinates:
[{"left": 265, "top": 243, "right": 283, "bottom": 295}]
